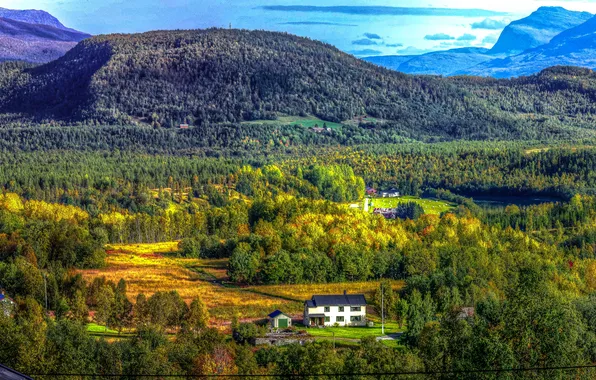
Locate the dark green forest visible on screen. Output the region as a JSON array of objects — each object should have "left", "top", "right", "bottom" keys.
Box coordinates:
[{"left": 1, "top": 30, "right": 596, "bottom": 141}]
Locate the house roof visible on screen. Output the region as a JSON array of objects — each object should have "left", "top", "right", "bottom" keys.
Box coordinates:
[
  {"left": 306, "top": 294, "right": 367, "bottom": 307},
  {"left": 268, "top": 310, "right": 289, "bottom": 319},
  {"left": 0, "top": 294, "right": 4, "bottom": 301},
  {"left": 0, "top": 363, "right": 33, "bottom": 380}
]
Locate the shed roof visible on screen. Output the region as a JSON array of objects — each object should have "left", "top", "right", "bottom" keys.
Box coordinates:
[
  {"left": 268, "top": 310, "right": 289, "bottom": 319},
  {"left": 306, "top": 294, "right": 367, "bottom": 307}
]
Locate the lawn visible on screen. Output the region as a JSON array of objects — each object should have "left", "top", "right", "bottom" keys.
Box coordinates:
[
  {"left": 301, "top": 322, "right": 401, "bottom": 340},
  {"left": 369, "top": 196, "right": 455, "bottom": 215},
  {"left": 79, "top": 243, "right": 302, "bottom": 324},
  {"left": 242, "top": 115, "right": 343, "bottom": 130},
  {"left": 87, "top": 323, "right": 119, "bottom": 334}
]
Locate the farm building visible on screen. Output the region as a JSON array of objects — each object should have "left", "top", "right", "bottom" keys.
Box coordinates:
[
  {"left": 366, "top": 186, "right": 377, "bottom": 196},
  {"left": 179, "top": 124, "right": 190, "bottom": 129},
  {"left": 304, "top": 291, "right": 367, "bottom": 327},
  {"left": 268, "top": 310, "right": 292, "bottom": 329}
]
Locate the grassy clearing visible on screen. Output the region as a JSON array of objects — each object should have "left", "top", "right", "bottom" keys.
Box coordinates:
[
  {"left": 79, "top": 243, "right": 301, "bottom": 323},
  {"left": 87, "top": 323, "right": 119, "bottom": 334},
  {"left": 242, "top": 115, "right": 343, "bottom": 130},
  {"left": 298, "top": 321, "right": 402, "bottom": 340},
  {"left": 369, "top": 196, "right": 455, "bottom": 215},
  {"left": 106, "top": 242, "right": 180, "bottom": 255},
  {"left": 247, "top": 281, "right": 404, "bottom": 303}
]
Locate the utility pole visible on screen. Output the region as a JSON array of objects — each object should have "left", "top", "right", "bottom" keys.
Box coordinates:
[
  {"left": 381, "top": 282, "right": 385, "bottom": 335},
  {"left": 43, "top": 272, "right": 48, "bottom": 310}
]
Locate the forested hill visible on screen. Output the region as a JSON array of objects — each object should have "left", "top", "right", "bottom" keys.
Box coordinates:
[{"left": 2, "top": 29, "right": 596, "bottom": 141}]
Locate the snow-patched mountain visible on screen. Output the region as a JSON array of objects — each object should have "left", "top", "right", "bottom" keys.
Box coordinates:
[
  {"left": 459, "top": 15, "right": 596, "bottom": 78},
  {"left": 364, "top": 7, "right": 592, "bottom": 76},
  {"left": 490, "top": 6, "right": 592, "bottom": 54}
]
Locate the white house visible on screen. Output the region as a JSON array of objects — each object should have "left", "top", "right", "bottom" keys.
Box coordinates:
[
  {"left": 303, "top": 292, "right": 367, "bottom": 327},
  {"left": 380, "top": 188, "right": 400, "bottom": 198}
]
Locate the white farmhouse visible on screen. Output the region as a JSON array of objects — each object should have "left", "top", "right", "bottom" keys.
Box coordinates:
[{"left": 303, "top": 291, "right": 367, "bottom": 327}]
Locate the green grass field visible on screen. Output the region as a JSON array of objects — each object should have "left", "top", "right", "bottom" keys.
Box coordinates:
[
  {"left": 369, "top": 196, "right": 455, "bottom": 215},
  {"left": 298, "top": 321, "right": 401, "bottom": 340},
  {"left": 242, "top": 115, "right": 343, "bottom": 130}
]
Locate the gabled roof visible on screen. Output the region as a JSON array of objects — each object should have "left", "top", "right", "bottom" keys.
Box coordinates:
[
  {"left": 268, "top": 310, "right": 289, "bottom": 319},
  {"left": 0, "top": 363, "right": 33, "bottom": 380},
  {"left": 0, "top": 294, "right": 4, "bottom": 301},
  {"left": 306, "top": 294, "right": 367, "bottom": 307}
]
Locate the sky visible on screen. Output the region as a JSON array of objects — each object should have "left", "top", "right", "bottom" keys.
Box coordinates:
[{"left": 2, "top": 0, "right": 596, "bottom": 56}]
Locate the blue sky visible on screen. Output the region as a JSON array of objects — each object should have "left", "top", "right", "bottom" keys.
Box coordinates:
[{"left": 3, "top": 0, "right": 596, "bottom": 56}]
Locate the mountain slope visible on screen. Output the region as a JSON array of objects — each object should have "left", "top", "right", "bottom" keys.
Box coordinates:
[
  {"left": 460, "top": 15, "right": 596, "bottom": 78},
  {"left": 0, "top": 8, "right": 90, "bottom": 63},
  {"left": 490, "top": 6, "right": 592, "bottom": 54},
  {"left": 1, "top": 29, "right": 596, "bottom": 141},
  {"left": 0, "top": 7, "right": 70, "bottom": 30}
]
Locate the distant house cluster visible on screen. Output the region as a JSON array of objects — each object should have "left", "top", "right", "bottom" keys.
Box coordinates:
[
  {"left": 303, "top": 291, "right": 367, "bottom": 327},
  {"left": 0, "top": 291, "right": 15, "bottom": 317},
  {"left": 366, "top": 186, "right": 400, "bottom": 198},
  {"left": 373, "top": 208, "right": 398, "bottom": 219},
  {"left": 312, "top": 127, "right": 332, "bottom": 133}
]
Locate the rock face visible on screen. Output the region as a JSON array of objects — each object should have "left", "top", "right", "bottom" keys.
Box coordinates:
[
  {"left": 490, "top": 6, "right": 592, "bottom": 54},
  {"left": 0, "top": 8, "right": 90, "bottom": 63},
  {"left": 460, "top": 15, "right": 596, "bottom": 78}
]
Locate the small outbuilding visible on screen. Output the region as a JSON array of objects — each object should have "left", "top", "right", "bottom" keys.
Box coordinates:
[{"left": 268, "top": 310, "right": 292, "bottom": 329}]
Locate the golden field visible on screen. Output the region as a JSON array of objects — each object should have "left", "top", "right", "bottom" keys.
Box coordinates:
[{"left": 80, "top": 243, "right": 301, "bottom": 324}]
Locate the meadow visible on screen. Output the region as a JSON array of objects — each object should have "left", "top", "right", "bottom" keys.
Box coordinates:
[
  {"left": 80, "top": 243, "right": 301, "bottom": 324},
  {"left": 242, "top": 115, "right": 343, "bottom": 130},
  {"left": 368, "top": 196, "right": 455, "bottom": 215}
]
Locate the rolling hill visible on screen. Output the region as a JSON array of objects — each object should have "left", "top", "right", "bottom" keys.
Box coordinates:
[{"left": 1, "top": 29, "right": 596, "bottom": 141}]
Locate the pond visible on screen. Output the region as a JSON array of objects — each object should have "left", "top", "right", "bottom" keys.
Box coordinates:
[{"left": 467, "top": 194, "right": 563, "bottom": 208}]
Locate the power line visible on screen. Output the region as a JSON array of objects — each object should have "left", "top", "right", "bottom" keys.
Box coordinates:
[{"left": 26, "top": 364, "right": 596, "bottom": 378}]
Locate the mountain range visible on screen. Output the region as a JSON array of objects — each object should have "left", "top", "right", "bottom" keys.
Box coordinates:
[
  {"left": 1, "top": 29, "right": 596, "bottom": 142},
  {"left": 0, "top": 7, "right": 90, "bottom": 63},
  {"left": 365, "top": 7, "right": 596, "bottom": 78}
]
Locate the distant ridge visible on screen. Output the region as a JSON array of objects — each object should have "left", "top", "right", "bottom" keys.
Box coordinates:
[
  {"left": 0, "top": 7, "right": 70, "bottom": 30},
  {"left": 0, "top": 8, "right": 90, "bottom": 63}
]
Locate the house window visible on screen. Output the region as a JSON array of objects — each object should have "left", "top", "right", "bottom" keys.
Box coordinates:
[
  {"left": 351, "top": 316, "right": 362, "bottom": 322},
  {"left": 324, "top": 306, "right": 330, "bottom": 312},
  {"left": 339, "top": 306, "right": 344, "bottom": 312},
  {"left": 336, "top": 316, "right": 345, "bottom": 322},
  {"left": 325, "top": 316, "right": 330, "bottom": 322},
  {"left": 350, "top": 306, "right": 361, "bottom": 312}
]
